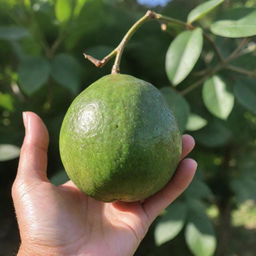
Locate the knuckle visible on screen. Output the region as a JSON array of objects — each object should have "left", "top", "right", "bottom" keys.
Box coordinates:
[
  {"left": 11, "top": 178, "right": 38, "bottom": 200},
  {"left": 11, "top": 179, "right": 21, "bottom": 198}
]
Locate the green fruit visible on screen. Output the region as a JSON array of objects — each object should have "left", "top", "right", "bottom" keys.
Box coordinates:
[{"left": 59, "top": 74, "right": 181, "bottom": 202}]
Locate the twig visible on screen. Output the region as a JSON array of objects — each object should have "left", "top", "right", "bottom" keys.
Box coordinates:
[
  {"left": 84, "top": 10, "right": 156, "bottom": 73},
  {"left": 48, "top": 35, "right": 65, "bottom": 58},
  {"left": 153, "top": 13, "right": 194, "bottom": 30},
  {"left": 83, "top": 9, "right": 251, "bottom": 91},
  {"left": 111, "top": 10, "right": 156, "bottom": 74},
  {"left": 225, "top": 65, "right": 256, "bottom": 78},
  {"left": 192, "top": 67, "right": 212, "bottom": 77},
  {"left": 84, "top": 49, "right": 117, "bottom": 68},
  {"left": 225, "top": 38, "right": 250, "bottom": 62},
  {"left": 180, "top": 64, "right": 223, "bottom": 95},
  {"left": 181, "top": 38, "right": 251, "bottom": 95},
  {"left": 83, "top": 10, "right": 194, "bottom": 74},
  {"left": 203, "top": 32, "right": 224, "bottom": 63}
]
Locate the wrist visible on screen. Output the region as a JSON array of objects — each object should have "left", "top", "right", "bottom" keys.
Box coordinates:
[
  {"left": 17, "top": 244, "right": 31, "bottom": 256},
  {"left": 17, "top": 244, "right": 66, "bottom": 256},
  {"left": 17, "top": 243, "right": 88, "bottom": 256}
]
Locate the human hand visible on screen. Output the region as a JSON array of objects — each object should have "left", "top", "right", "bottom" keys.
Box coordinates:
[{"left": 12, "top": 112, "right": 197, "bottom": 256}]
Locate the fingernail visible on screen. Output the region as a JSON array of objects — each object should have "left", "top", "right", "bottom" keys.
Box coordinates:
[
  {"left": 22, "top": 112, "right": 31, "bottom": 137},
  {"left": 190, "top": 159, "right": 198, "bottom": 170},
  {"left": 22, "top": 112, "right": 27, "bottom": 128}
]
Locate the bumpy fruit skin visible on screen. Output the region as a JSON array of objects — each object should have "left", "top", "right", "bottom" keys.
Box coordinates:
[{"left": 59, "top": 74, "right": 181, "bottom": 202}]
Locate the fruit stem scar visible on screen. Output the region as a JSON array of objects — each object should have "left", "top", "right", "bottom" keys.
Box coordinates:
[{"left": 83, "top": 10, "right": 194, "bottom": 74}]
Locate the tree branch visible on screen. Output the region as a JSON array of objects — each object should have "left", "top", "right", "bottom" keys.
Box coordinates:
[
  {"left": 83, "top": 10, "right": 194, "bottom": 74},
  {"left": 181, "top": 38, "right": 251, "bottom": 95},
  {"left": 203, "top": 32, "right": 224, "bottom": 63},
  {"left": 180, "top": 64, "right": 223, "bottom": 95},
  {"left": 226, "top": 65, "right": 256, "bottom": 78},
  {"left": 225, "top": 38, "right": 250, "bottom": 62}
]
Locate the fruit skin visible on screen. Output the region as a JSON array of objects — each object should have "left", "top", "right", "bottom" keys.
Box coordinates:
[{"left": 59, "top": 74, "right": 181, "bottom": 202}]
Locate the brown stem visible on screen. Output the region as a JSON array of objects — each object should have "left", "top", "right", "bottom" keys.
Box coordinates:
[
  {"left": 215, "top": 147, "right": 233, "bottom": 256},
  {"left": 83, "top": 49, "right": 118, "bottom": 68},
  {"left": 84, "top": 10, "right": 156, "bottom": 73},
  {"left": 216, "top": 202, "right": 232, "bottom": 256},
  {"left": 225, "top": 38, "right": 250, "bottom": 62},
  {"left": 226, "top": 65, "right": 256, "bottom": 78},
  {"left": 48, "top": 37, "right": 63, "bottom": 58},
  {"left": 203, "top": 32, "right": 224, "bottom": 63},
  {"left": 83, "top": 10, "right": 193, "bottom": 73},
  {"left": 181, "top": 38, "right": 250, "bottom": 95},
  {"left": 180, "top": 64, "right": 223, "bottom": 95},
  {"left": 83, "top": 10, "right": 250, "bottom": 88},
  {"left": 111, "top": 10, "right": 156, "bottom": 74},
  {"left": 154, "top": 13, "right": 194, "bottom": 30}
]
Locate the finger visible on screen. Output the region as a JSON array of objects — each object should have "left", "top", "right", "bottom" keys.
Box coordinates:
[
  {"left": 62, "top": 180, "right": 75, "bottom": 187},
  {"left": 60, "top": 180, "right": 78, "bottom": 189},
  {"left": 143, "top": 158, "right": 197, "bottom": 222},
  {"left": 16, "top": 112, "right": 49, "bottom": 183},
  {"left": 181, "top": 134, "right": 195, "bottom": 160}
]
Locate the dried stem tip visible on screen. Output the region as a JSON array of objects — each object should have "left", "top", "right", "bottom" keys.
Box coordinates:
[
  {"left": 146, "top": 10, "right": 157, "bottom": 19},
  {"left": 83, "top": 53, "right": 103, "bottom": 68}
]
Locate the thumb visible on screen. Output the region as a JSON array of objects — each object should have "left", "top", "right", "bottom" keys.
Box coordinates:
[{"left": 15, "top": 112, "right": 49, "bottom": 184}]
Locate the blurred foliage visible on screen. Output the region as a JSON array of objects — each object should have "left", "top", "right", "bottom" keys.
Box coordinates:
[{"left": 1, "top": 0, "right": 256, "bottom": 255}]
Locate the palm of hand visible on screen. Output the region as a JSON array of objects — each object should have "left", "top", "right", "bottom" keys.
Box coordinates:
[
  {"left": 12, "top": 112, "right": 196, "bottom": 256},
  {"left": 17, "top": 180, "right": 147, "bottom": 256}
]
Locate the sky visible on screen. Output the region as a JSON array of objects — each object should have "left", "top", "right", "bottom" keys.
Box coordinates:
[{"left": 137, "top": 0, "right": 171, "bottom": 7}]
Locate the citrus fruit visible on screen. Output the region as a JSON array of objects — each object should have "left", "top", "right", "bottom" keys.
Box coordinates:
[{"left": 59, "top": 74, "right": 181, "bottom": 202}]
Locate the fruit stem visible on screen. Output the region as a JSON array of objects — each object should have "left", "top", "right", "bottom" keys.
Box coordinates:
[
  {"left": 153, "top": 13, "right": 194, "bottom": 30},
  {"left": 111, "top": 10, "right": 156, "bottom": 74},
  {"left": 83, "top": 49, "right": 118, "bottom": 68},
  {"left": 83, "top": 10, "right": 194, "bottom": 73}
]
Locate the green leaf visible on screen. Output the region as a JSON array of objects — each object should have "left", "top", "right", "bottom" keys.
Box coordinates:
[
  {"left": 155, "top": 201, "right": 187, "bottom": 245},
  {"left": 231, "top": 174, "right": 256, "bottom": 203},
  {"left": 185, "top": 177, "right": 213, "bottom": 199},
  {"left": 0, "top": 26, "right": 30, "bottom": 41},
  {"left": 211, "top": 10, "right": 256, "bottom": 38},
  {"left": 24, "top": 0, "right": 31, "bottom": 7},
  {"left": 160, "top": 87, "right": 190, "bottom": 132},
  {"left": 166, "top": 28, "right": 203, "bottom": 86},
  {"left": 217, "top": 7, "right": 255, "bottom": 20},
  {"left": 55, "top": 0, "right": 72, "bottom": 23},
  {"left": 0, "top": 93, "right": 14, "bottom": 111},
  {"left": 187, "top": 0, "right": 224, "bottom": 24},
  {"left": 231, "top": 53, "right": 256, "bottom": 71},
  {"left": 187, "top": 198, "right": 207, "bottom": 212},
  {"left": 185, "top": 209, "right": 216, "bottom": 256},
  {"left": 0, "top": 144, "right": 20, "bottom": 161},
  {"left": 10, "top": 41, "right": 26, "bottom": 60},
  {"left": 186, "top": 113, "right": 207, "bottom": 131},
  {"left": 203, "top": 76, "right": 234, "bottom": 120},
  {"left": 51, "top": 54, "right": 82, "bottom": 94},
  {"left": 230, "top": 153, "right": 256, "bottom": 203},
  {"left": 234, "top": 79, "right": 256, "bottom": 115},
  {"left": 18, "top": 56, "right": 50, "bottom": 95},
  {"left": 194, "top": 119, "right": 232, "bottom": 147},
  {"left": 74, "top": 0, "right": 89, "bottom": 16},
  {"left": 50, "top": 170, "right": 69, "bottom": 185}
]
